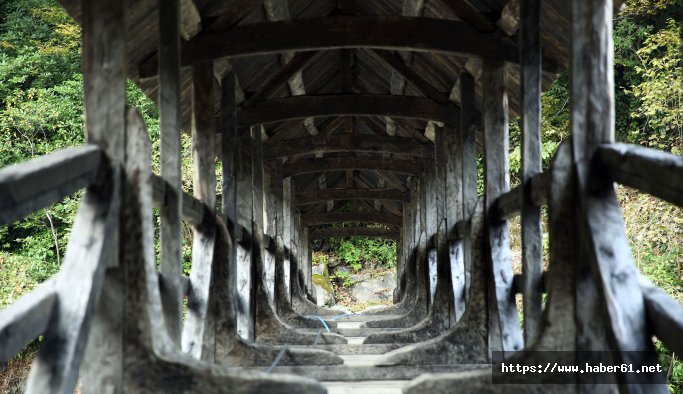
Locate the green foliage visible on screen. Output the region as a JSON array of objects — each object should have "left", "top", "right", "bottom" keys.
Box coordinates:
[
  {"left": 330, "top": 270, "right": 355, "bottom": 288},
  {"left": 328, "top": 235, "right": 396, "bottom": 271}
]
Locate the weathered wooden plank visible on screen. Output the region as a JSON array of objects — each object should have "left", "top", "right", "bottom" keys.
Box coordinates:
[
  {"left": 284, "top": 157, "right": 417, "bottom": 177},
  {"left": 372, "top": 50, "right": 450, "bottom": 104},
  {"left": 483, "top": 58, "right": 523, "bottom": 356},
  {"left": 0, "top": 145, "right": 103, "bottom": 225},
  {"left": 235, "top": 126, "right": 255, "bottom": 340},
  {"left": 139, "top": 16, "right": 563, "bottom": 77},
  {"left": 639, "top": 276, "right": 683, "bottom": 355},
  {"left": 243, "top": 51, "right": 318, "bottom": 107},
  {"left": 296, "top": 189, "right": 410, "bottom": 205},
  {"left": 572, "top": 1, "right": 666, "bottom": 390},
  {"left": 157, "top": 0, "right": 183, "bottom": 347},
  {"left": 460, "top": 71, "right": 477, "bottom": 298},
  {"left": 151, "top": 173, "right": 205, "bottom": 226},
  {"left": 597, "top": 143, "right": 683, "bottom": 208},
  {"left": 301, "top": 212, "right": 402, "bottom": 227},
  {"left": 26, "top": 161, "right": 120, "bottom": 394},
  {"left": 75, "top": 1, "right": 126, "bottom": 390},
  {"left": 309, "top": 226, "right": 399, "bottom": 240},
  {"left": 82, "top": 0, "right": 125, "bottom": 164},
  {"left": 238, "top": 94, "right": 459, "bottom": 127},
  {"left": 264, "top": 134, "right": 433, "bottom": 160},
  {"left": 181, "top": 62, "right": 217, "bottom": 359},
  {"left": 519, "top": 0, "right": 543, "bottom": 346},
  {"left": 491, "top": 171, "right": 549, "bottom": 219},
  {"left": 0, "top": 279, "right": 57, "bottom": 363}
]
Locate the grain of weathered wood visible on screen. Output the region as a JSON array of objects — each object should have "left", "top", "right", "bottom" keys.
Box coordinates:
[
  {"left": 283, "top": 157, "right": 417, "bottom": 178},
  {"left": 139, "top": 16, "right": 546, "bottom": 77},
  {"left": 235, "top": 127, "right": 255, "bottom": 340},
  {"left": 238, "top": 94, "right": 459, "bottom": 127},
  {"left": 460, "top": 71, "right": 477, "bottom": 298},
  {"left": 597, "top": 143, "right": 683, "bottom": 208},
  {"left": 151, "top": 173, "right": 206, "bottom": 226},
  {"left": 639, "top": 276, "right": 683, "bottom": 355},
  {"left": 296, "top": 188, "right": 409, "bottom": 205},
  {"left": 265, "top": 134, "right": 433, "bottom": 160},
  {"left": 483, "top": 58, "right": 523, "bottom": 356},
  {"left": 491, "top": 171, "right": 549, "bottom": 219},
  {"left": 0, "top": 279, "right": 57, "bottom": 363},
  {"left": 372, "top": 202, "right": 489, "bottom": 365},
  {"left": 572, "top": 1, "right": 666, "bottom": 391},
  {"left": 181, "top": 62, "right": 217, "bottom": 359},
  {"left": 372, "top": 50, "right": 450, "bottom": 104},
  {"left": 82, "top": 0, "right": 125, "bottom": 164},
  {"left": 157, "top": 0, "right": 183, "bottom": 347},
  {"left": 519, "top": 0, "right": 543, "bottom": 345},
  {"left": 26, "top": 173, "right": 120, "bottom": 394},
  {"left": 242, "top": 51, "right": 318, "bottom": 107},
  {"left": 0, "top": 145, "right": 103, "bottom": 225}
]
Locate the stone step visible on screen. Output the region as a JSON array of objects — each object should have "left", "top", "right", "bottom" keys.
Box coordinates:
[
  {"left": 230, "top": 364, "right": 489, "bottom": 381},
  {"left": 291, "top": 342, "right": 402, "bottom": 355},
  {"left": 324, "top": 381, "right": 408, "bottom": 394}
]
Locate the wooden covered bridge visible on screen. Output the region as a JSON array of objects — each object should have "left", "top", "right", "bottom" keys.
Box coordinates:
[{"left": 1, "top": 0, "right": 682, "bottom": 392}]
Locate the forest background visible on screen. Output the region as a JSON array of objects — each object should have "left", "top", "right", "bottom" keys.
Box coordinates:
[{"left": 0, "top": 0, "right": 681, "bottom": 391}]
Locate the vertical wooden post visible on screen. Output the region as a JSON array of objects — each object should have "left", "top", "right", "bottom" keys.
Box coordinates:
[
  {"left": 571, "top": 0, "right": 665, "bottom": 391},
  {"left": 445, "top": 121, "right": 465, "bottom": 319},
  {"left": 235, "top": 126, "right": 254, "bottom": 340},
  {"left": 79, "top": 0, "right": 126, "bottom": 390},
  {"left": 181, "top": 61, "right": 217, "bottom": 359},
  {"left": 282, "top": 175, "right": 293, "bottom": 301},
  {"left": 519, "top": 0, "right": 543, "bottom": 345},
  {"left": 221, "top": 72, "right": 237, "bottom": 233},
  {"left": 483, "top": 58, "right": 523, "bottom": 356},
  {"left": 460, "top": 72, "right": 477, "bottom": 300},
  {"left": 157, "top": 0, "right": 183, "bottom": 347}
]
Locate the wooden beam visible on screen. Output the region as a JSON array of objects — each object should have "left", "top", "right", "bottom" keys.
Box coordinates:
[
  {"left": 483, "top": 58, "right": 523, "bottom": 355},
  {"left": 302, "top": 212, "right": 402, "bottom": 227},
  {"left": 242, "top": 51, "right": 318, "bottom": 107},
  {"left": 597, "top": 143, "right": 683, "bottom": 208},
  {"left": 491, "top": 171, "right": 548, "bottom": 220},
  {"left": 181, "top": 62, "right": 217, "bottom": 359},
  {"left": 372, "top": 50, "right": 450, "bottom": 104},
  {"left": 297, "top": 188, "right": 410, "bottom": 205},
  {"left": 0, "top": 145, "right": 104, "bottom": 225},
  {"left": 157, "top": 0, "right": 183, "bottom": 346},
  {"left": 264, "top": 134, "right": 433, "bottom": 160},
  {"left": 519, "top": 0, "right": 543, "bottom": 345},
  {"left": 639, "top": 276, "right": 683, "bottom": 355},
  {"left": 309, "top": 227, "right": 399, "bottom": 240},
  {"left": 283, "top": 157, "right": 417, "bottom": 177},
  {"left": 0, "top": 279, "right": 57, "bottom": 363},
  {"left": 139, "top": 16, "right": 563, "bottom": 78},
  {"left": 237, "top": 94, "right": 459, "bottom": 127}
]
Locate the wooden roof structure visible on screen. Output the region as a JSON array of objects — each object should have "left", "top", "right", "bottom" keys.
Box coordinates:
[{"left": 56, "top": 0, "right": 623, "bottom": 236}]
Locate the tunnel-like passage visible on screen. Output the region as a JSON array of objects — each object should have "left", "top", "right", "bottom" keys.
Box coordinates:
[{"left": 0, "top": 0, "right": 682, "bottom": 393}]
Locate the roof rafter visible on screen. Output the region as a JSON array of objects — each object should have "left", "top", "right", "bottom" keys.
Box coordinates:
[
  {"left": 264, "top": 135, "right": 433, "bottom": 160},
  {"left": 296, "top": 188, "right": 410, "bottom": 205},
  {"left": 139, "top": 16, "right": 561, "bottom": 77},
  {"left": 237, "top": 94, "right": 460, "bottom": 127},
  {"left": 283, "top": 156, "right": 417, "bottom": 177}
]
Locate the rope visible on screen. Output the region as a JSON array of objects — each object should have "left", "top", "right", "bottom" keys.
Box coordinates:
[{"left": 266, "top": 312, "right": 358, "bottom": 373}]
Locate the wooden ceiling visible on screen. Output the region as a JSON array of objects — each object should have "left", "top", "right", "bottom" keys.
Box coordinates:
[{"left": 57, "top": 0, "right": 624, "bottom": 235}]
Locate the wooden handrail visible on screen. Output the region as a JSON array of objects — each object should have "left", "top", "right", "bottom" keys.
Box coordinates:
[
  {"left": 597, "top": 143, "right": 683, "bottom": 208},
  {"left": 0, "top": 145, "right": 105, "bottom": 225},
  {"left": 491, "top": 171, "right": 549, "bottom": 220}
]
